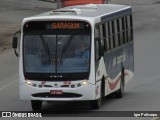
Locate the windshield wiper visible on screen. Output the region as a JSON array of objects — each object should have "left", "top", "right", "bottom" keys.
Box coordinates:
[
  {"left": 40, "top": 35, "right": 51, "bottom": 62},
  {"left": 60, "top": 35, "right": 74, "bottom": 61}
]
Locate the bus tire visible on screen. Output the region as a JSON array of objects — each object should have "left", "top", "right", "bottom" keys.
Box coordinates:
[
  {"left": 31, "top": 100, "right": 42, "bottom": 111},
  {"left": 90, "top": 98, "right": 101, "bottom": 110},
  {"left": 115, "top": 69, "right": 124, "bottom": 98},
  {"left": 90, "top": 84, "right": 102, "bottom": 109}
]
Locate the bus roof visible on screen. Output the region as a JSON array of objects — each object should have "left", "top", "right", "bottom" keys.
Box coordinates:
[{"left": 23, "top": 4, "right": 131, "bottom": 23}]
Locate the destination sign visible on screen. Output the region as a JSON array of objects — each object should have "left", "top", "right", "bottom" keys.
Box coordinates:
[
  {"left": 24, "top": 21, "right": 90, "bottom": 31},
  {"left": 52, "top": 22, "right": 80, "bottom": 29}
]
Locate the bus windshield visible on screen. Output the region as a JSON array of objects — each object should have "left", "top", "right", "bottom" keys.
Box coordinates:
[
  {"left": 24, "top": 35, "right": 90, "bottom": 73},
  {"left": 23, "top": 21, "right": 91, "bottom": 80}
]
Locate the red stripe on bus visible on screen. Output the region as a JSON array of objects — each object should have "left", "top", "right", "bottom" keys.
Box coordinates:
[{"left": 108, "top": 72, "right": 129, "bottom": 90}]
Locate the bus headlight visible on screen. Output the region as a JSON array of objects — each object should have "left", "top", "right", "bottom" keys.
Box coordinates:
[
  {"left": 82, "top": 80, "right": 88, "bottom": 85},
  {"left": 26, "top": 80, "right": 32, "bottom": 85},
  {"left": 70, "top": 80, "right": 88, "bottom": 88}
]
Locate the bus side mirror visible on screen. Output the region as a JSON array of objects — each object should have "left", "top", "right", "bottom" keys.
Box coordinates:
[
  {"left": 12, "top": 30, "right": 20, "bottom": 57},
  {"left": 12, "top": 37, "right": 18, "bottom": 49}
]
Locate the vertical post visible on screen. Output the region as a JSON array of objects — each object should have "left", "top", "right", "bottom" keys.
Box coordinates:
[
  {"left": 56, "top": 0, "right": 63, "bottom": 9},
  {"left": 104, "top": 0, "right": 110, "bottom": 4}
]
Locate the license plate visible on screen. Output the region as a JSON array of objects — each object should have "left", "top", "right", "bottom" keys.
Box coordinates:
[{"left": 50, "top": 90, "right": 63, "bottom": 95}]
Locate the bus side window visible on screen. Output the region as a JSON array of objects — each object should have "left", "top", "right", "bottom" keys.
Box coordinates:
[
  {"left": 95, "top": 25, "right": 100, "bottom": 60},
  {"left": 119, "top": 18, "right": 123, "bottom": 46},
  {"left": 99, "top": 24, "right": 104, "bottom": 47},
  {"left": 108, "top": 22, "right": 111, "bottom": 50},
  {"left": 105, "top": 22, "right": 109, "bottom": 51},
  {"left": 125, "top": 16, "right": 129, "bottom": 43},
  {"left": 102, "top": 24, "right": 107, "bottom": 51},
  {"left": 130, "top": 15, "right": 133, "bottom": 41},
  {"left": 117, "top": 19, "right": 121, "bottom": 46},
  {"left": 114, "top": 20, "right": 118, "bottom": 47},
  {"left": 95, "top": 40, "right": 100, "bottom": 61},
  {"left": 112, "top": 21, "right": 116, "bottom": 48},
  {"left": 95, "top": 25, "right": 100, "bottom": 39},
  {"left": 99, "top": 24, "right": 103, "bottom": 39},
  {"left": 127, "top": 15, "right": 133, "bottom": 42},
  {"left": 122, "top": 17, "right": 126, "bottom": 44},
  {"left": 108, "top": 21, "right": 113, "bottom": 50}
]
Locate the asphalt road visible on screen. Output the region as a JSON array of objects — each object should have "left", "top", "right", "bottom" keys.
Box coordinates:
[{"left": 0, "top": 0, "right": 160, "bottom": 119}]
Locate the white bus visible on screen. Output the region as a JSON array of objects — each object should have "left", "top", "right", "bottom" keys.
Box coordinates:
[{"left": 12, "top": 4, "right": 134, "bottom": 110}]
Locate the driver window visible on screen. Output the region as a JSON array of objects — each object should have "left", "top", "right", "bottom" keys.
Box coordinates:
[
  {"left": 95, "top": 40, "right": 100, "bottom": 61},
  {"left": 95, "top": 25, "right": 100, "bottom": 61}
]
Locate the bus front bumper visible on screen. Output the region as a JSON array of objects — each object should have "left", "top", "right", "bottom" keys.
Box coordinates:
[{"left": 19, "top": 82, "right": 97, "bottom": 101}]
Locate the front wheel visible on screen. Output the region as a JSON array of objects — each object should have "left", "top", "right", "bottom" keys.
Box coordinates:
[
  {"left": 90, "top": 85, "right": 102, "bottom": 109},
  {"left": 31, "top": 100, "right": 42, "bottom": 111},
  {"left": 90, "top": 98, "right": 101, "bottom": 109}
]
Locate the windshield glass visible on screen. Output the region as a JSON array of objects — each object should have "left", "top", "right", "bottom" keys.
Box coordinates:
[
  {"left": 24, "top": 34, "right": 90, "bottom": 73},
  {"left": 23, "top": 21, "right": 91, "bottom": 80}
]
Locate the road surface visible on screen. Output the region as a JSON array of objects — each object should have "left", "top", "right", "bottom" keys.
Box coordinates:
[{"left": 0, "top": 0, "right": 160, "bottom": 119}]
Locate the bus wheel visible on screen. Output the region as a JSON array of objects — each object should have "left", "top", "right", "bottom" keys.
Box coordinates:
[
  {"left": 90, "top": 86, "right": 102, "bottom": 109},
  {"left": 115, "top": 70, "right": 124, "bottom": 98},
  {"left": 31, "top": 100, "right": 42, "bottom": 111}
]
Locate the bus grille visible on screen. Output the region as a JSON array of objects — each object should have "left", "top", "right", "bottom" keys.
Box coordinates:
[{"left": 32, "top": 92, "right": 82, "bottom": 98}]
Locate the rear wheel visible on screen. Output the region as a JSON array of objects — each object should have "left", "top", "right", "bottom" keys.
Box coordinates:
[
  {"left": 31, "top": 100, "right": 42, "bottom": 111},
  {"left": 115, "top": 69, "right": 125, "bottom": 98}
]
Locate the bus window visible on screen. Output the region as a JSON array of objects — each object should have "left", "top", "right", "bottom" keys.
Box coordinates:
[
  {"left": 95, "top": 40, "right": 100, "bottom": 61},
  {"left": 113, "top": 20, "right": 118, "bottom": 47},
  {"left": 130, "top": 15, "right": 133, "bottom": 41},
  {"left": 99, "top": 24, "right": 104, "bottom": 45},
  {"left": 105, "top": 23, "right": 109, "bottom": 51},
  {"left": 102, "top": 24, "right": 107, "bottom": 51},
  {"left": 127, "top": 15, "right": 132, "bottom": 42},
  {"left": 108, "top": 21, "right": 113, "bottom": 49},
  {"left": 125, "top": 16, "right": 129, "bottom": 43},
  {"left": 122, "top": 17, "right": 126, "bottom": 44},
  {"left": 111, "top": 21, "right": 116, "bottom": 48},
  {"left": 119, "top": 18, "right": 123, "bottom": 45},
  {"left": 116, "top": 19, "right": 121, "bottom": 46},
  {"left": 95, "top": 25, "right": 100, "bottom": 39}
]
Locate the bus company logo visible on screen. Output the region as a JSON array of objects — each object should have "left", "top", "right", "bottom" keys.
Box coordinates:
[
  {"left": 113, "top": 54, "right": 126, "bottom": 66},
  {"left": 2, "top": 112, "right": 11, "bottom": 117},
  {"left": 41, "top": 81, "right": 46, "bottom": 86}
]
